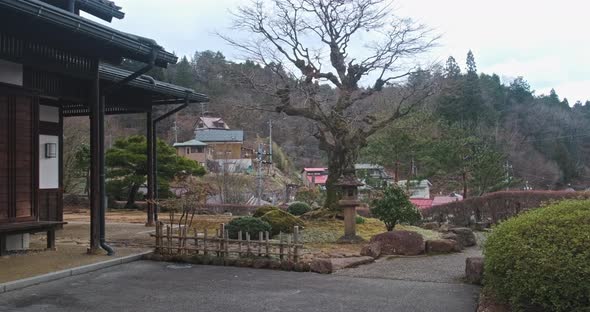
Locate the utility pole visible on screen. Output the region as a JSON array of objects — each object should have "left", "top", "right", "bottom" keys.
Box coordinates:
[
  {"left": 504, "top": 161, "right": 513, "bottom": 191},
  {"left": 172, "top": 114, "right": 178, "bottom": 143},
  {"left": 268, "top": 119, "right": 273, "bottom": 172},
  {"left": 256, "top": 143, "right": 264, "bottom": 205}
]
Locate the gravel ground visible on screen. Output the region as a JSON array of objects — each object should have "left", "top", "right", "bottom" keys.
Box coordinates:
[{"left": 335, "top": 247, "right": 483, "bottom": 284}]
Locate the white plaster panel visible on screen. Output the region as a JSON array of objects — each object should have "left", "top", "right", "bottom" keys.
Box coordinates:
[{"left": 39, "top": 135, "right": 59, "bottom": 189}]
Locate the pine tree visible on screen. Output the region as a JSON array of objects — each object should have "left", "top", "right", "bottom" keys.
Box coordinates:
[
  {"left": 466, "top": 50, "right": 477, "bottom": 74},
  {"left": 445, "top": 56, "right": 461, "bottom": 78}
]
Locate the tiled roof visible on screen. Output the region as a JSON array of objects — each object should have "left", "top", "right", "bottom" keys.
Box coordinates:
[
  {"left": 432, "top": 196, "right": 460, "bottom": 206},
  {"left": 410, "top": 198, "right": 433, "bottom": 210},
  {"left": 173, "top": 139, "right": 207, "bottom": 147},
  {"left": 195, "top": 129, "right": 244, "bottom": 142},
  {"left": 303, "top": 168, "right": 328, "bottom": 172}
]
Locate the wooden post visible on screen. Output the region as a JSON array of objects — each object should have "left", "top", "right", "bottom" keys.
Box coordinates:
[
  {"left": 287, "top": 234, "right": 292, "bottom": 261},
  {"left": 155, "top": 222, "right": 160, "bottom": 253},
  {"left": 246, "top": 232, "right": 251, "bottom": 255},
  {"left": 204, "top": 228, "right": 208, "bottom": 256},
  {"left": 194, "top": 227, "right": 199, "bottom": 255},
  {"left": 166, "top": 225, "right": 171, "bottom": 255},
  {"left": 224, "top": 230, "right": 229, "bottom": 257},
  {"left": 238, "top": 231, "right": 242, "bottom": 257},
  {"left": 293, "top": 226, "right": 299, "bottom": 262},
  {"left": 258, "top": 231, "right": 263, "bottom": 257},
  {"left": 265, "top": 231, "right": 270, "bottom": 258},
  {"left": 219, "top": 224, "right": 225, "bottom": 258},
  {"left": 279, "top": 232, "right": 284, "bottom": 261},
  {"left": 146, "top": 112, "right": 154, "bottom": 226}
]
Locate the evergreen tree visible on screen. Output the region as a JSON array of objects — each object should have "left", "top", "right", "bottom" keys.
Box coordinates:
[
  {"left": 466, "top": 50, "right": 477, "bottom": 74},
  {"left": 445, "top": 56, "right": 461, "bottom": 78},
  {"left": 173, "top": 56, "right": 194, "bottom": 88}
]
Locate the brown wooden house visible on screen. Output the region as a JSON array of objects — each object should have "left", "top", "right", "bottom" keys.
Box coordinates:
[{"left": 0, "top": 0, "right": 208, "bottom": 255}]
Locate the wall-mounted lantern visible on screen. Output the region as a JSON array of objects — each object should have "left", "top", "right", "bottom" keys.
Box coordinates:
[{"left": 45, "top": 142, "right": 57, "bottom": 158}]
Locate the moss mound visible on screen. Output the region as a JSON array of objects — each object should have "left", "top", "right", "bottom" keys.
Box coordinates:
[
  {"left": 287, "top": 202, "right": 311, "bottom": 216},
  {"left": 484, "top": 199, "right": 590, "bottom": 311},
  {"left": 252, "top": 205, "right": 280, "bottom": 218},
  {"left": 261, "top": 210, "right": 304, "bottom": 236}
]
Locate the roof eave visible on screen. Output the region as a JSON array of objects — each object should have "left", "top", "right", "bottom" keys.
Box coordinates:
[{"left": 2, "top": 0, "right": 176, "bottom": 67}]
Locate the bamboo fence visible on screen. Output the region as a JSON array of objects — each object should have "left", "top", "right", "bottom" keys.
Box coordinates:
[{"left": 154, "top": 222, "right": 303, "bottom": 262}]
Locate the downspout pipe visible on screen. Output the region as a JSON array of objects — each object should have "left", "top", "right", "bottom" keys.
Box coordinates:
[
  {"left": 152, "top": 97, "right": 190, "bottom": 223},
  {"left": 98, "top": 48, "right": 158, "bottom": 256}
]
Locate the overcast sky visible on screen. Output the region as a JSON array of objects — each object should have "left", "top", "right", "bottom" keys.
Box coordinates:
[{"left": 89, "top": 0, "right": 590, "bottom": 104}]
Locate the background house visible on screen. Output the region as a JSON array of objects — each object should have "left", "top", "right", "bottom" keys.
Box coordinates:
[
  {"left": 195, "top": 115, "right": 230, "bottom": 130},
  {"left": 302, "top": 168, "right": 328, "bottom": 187},
  {"left": 397, "top": 180, "right": 432, "bottom": 199},
  {"left": 195, "top": 129, "right": 244, "bottom": 160},
  {"left": 173, "top": 139, "right": 208, "bottom": 166},
  {"left": 354, "top": 164, "right": 393, "bottom": 188}
]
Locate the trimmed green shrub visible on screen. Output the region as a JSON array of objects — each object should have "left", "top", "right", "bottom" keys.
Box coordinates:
[
  {"left": 261, "top": 210, "right": 304, "bottom": 236},
  {"left": 252, "top": 205, "right": 279, "bottom": 218},
  {"left": 371, "top": 185, "right": 421, "bottom": 231},
  {"left": 295, "top": 187, "right": 320, "bottom": 205},
  {"left": 355, "top": 216, "right": 365, "bottom": 224},
  {"left": 484, "top": 199, "right": 590, "bottom": 312},
  {"left": 287, "top": 202, "right": 311, "bottom": 216},
  {"left": 225, "top": 217, "right": 271, "bottom": 240}
]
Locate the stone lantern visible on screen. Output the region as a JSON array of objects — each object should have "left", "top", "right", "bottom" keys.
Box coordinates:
[{"left": 335, "top": 168, "right": 365, "bottom": 243}]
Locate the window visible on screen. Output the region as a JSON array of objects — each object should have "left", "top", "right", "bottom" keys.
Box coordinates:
[{"left": 191, "top": 146, "right": 204, "bottom": 153}]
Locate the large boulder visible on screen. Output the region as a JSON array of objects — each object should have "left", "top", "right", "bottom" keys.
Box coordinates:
[
  {"left": 421, "top": 222, "right": 440, "bottom": 230},
  {"left": 261, "top": 210, "right": 304, "bottom": 236},
  {"left": 425, "top": 239, "right": 460, "bottom": 253},
  {"left": 450, "top": 227, "right": 477, "bottom": 247},
  {"left": 465, "top": 257, "right": 484, "bottom": 285},
  {"left": 360, "top": 242, "right": 382, "bottom": 258},
  {"left": 310, "top": 256, "right": 375, "bottom": 274},
  {"left": 369, "top": 231, "right": 425, "bottom": 256}
]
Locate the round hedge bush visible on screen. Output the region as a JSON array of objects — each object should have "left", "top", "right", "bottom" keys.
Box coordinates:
[
  {"left": 484, "top": 199, "right": 590, "bottom": 312},
  {"left": 225, "top": 217, "right": 272, "bottom": 240},
  {"left": 261, "top": 210, "right": 304, "bottom": 236},
  {"left": 252, "top": 205, "right": 279, "bottom": 218},
  {"left": 287, "top": 202, "right": 311, "bottom": 216}
]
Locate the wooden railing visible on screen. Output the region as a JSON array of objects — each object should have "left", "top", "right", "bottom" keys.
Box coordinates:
[{"left": 154, "top": 222, "right": 303, "bottom": 262}]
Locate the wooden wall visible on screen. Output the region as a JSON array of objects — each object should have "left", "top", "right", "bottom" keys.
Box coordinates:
[{"left": 0, "top": 90, "right": 38, "bottom": 224}]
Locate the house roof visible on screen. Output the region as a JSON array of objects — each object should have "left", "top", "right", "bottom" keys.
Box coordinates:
[
  {"left": 195, "top": 129, "right": 244, "bottom": 142},
  {"left": 303, "top": 168, "right": 328, "bottom": 173},
  {"left": 75, "top": 0, "right": 125, "bottom": 22},
  {"left": 99, "top": 63, "right": 208, "bottom": 103},
  {"left": 355, "top": 164, "right": 384, "bottom": 170},
  {"left": 410, "top": 198, "right": 433, "bottom": 210},
  {"left": 173, "top": 139, "right": 207, "bottom": 147},
  {"left": 196, "top": 117, "right": 230, "bottom": 130},
  {"left": 0, "top": 0, "right": 177, "bottom": 67},
  {"left": 432, "top": 196, "right": 460, "bottom": 206}
]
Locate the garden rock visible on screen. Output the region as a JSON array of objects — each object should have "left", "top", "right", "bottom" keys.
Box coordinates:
[
  {"left": 369, "top": 231, "right": 425, "bottom": 256},
  {"left": 360, "top": 242, "right": 382, "bottom": 258},
  {"left": 439, "top": 224, "right": 452, "bottom": 232},
  {"left": 425, "top": 239, "right": 460, "bottom": 253},
  {"left": 450, "top": 227, "right": 477, "bottom": 247},
  {"left": 421, "top": 222, "right": 440, "bottom": 230},
  {"left": 465, "top": 257, "right": 484, "bottom": 285},
  {"left": 310, "top": 258, "right": 333, "bottom": 274},
  {"left": 310, "top": 256, "right": 374, "bottom": 274}
]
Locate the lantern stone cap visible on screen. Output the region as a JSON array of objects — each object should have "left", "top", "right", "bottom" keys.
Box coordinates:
[{"left": 334, "top": 168, "right": 364, "bottom": 187}]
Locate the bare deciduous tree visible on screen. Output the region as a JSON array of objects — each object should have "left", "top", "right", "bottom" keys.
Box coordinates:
[{"left": 221, "top": 0, "right": 439, "bottom": 209}]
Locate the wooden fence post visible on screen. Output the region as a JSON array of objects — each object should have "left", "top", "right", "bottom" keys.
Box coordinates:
[
  {"left": 204, "top": 228, "right": 208, "bottom": 256},
  {"left": 219, "top": 224, "right": 225, "bottom": 258},
  {"left": 258, "top": 231, "right": 263, "bottom": 257},
  {"left": 279, "top": 232, "right": 284, "bottom": 261},
  {"left": 246, "top": 232, "right": 251, "bottom": 255},
  {"left": 265, "top": 231, "right": 270, "bottom": 258},
  {"left": 238, "top": 231, "right": 242, "bottom": 257},
  {"left": 194, "top": 227, "right": 199, "bottom": 255},
  {"left": 293, "top": 226, "right": 299, "bottom": 262},
  {"left": 166, "top": 225, "right": 171, "bottom": 255}
]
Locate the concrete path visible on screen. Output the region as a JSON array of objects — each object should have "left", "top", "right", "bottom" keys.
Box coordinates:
[
  {"left": 0, "top": 260, "right": 480, "bottom": 312},
  {"left": 336, "top": 248, "right": 483, "bottom": 284}
]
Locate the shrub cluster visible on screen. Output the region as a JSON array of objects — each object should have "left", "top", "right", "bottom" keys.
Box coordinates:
[
  {"left": 484, "top": 199, "right": 590, "bottom": 311},
  {"left": 371, "top": 185, "right": 421, "bottom": 231},
  {"left": 287, "top": 202, "right": 311, "bottom": 216},
  {"left": 225, "top": 217, "right": 271, "bottom": 240},
  {"left": 261, "top": 209, "right": 304, "bottom": 236},
  {"left": 252, "top": 205, "right": 279, "bottom": 218}
]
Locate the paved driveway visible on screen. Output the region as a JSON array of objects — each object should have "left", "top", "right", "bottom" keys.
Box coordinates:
[{"left": 0, "top": 261, "right": 479, "bottom": 312}]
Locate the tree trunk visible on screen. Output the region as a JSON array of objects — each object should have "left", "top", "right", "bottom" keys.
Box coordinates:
[
  {"left": 125, "top": 183, "right": 140, "bottom": 209},
  {"left": 323, "top": 138, "right": 362, "bottom": 211}
]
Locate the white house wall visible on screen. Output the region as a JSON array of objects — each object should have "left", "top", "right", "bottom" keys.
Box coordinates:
[{"left": 39, "top": 134, "right": 59, "bottom": 189}]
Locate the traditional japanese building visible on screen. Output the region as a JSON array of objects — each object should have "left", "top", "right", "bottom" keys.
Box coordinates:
[{"left": 0, "top": 0, "right": 208, "bottom": 255}]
